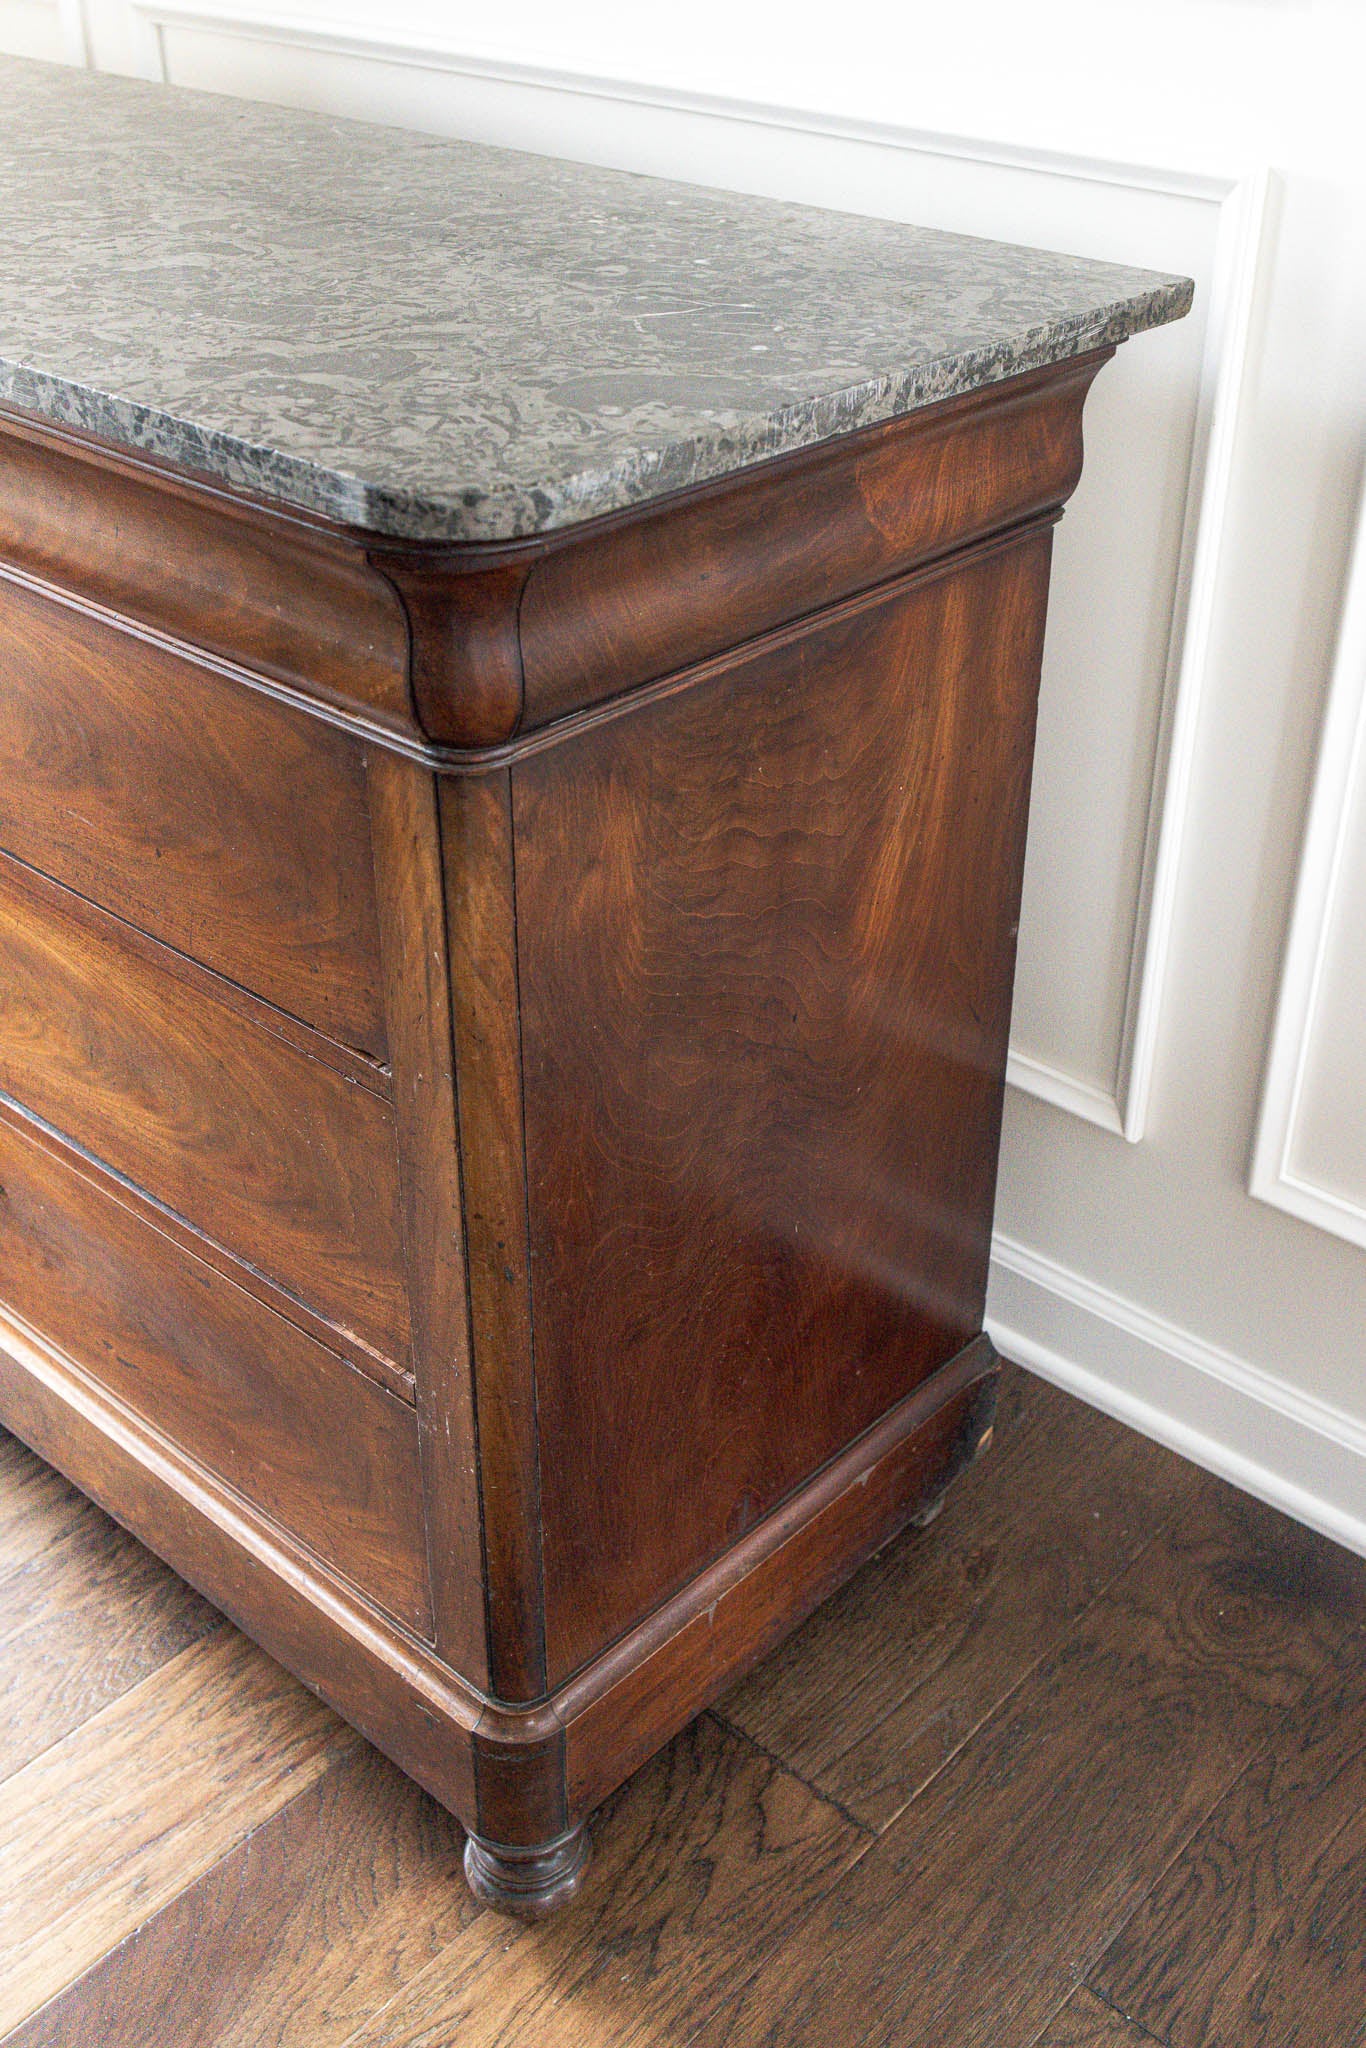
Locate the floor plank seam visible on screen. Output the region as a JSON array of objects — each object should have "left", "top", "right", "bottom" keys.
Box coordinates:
[
  {"left": 0, "top": 1733, "right": 377, "bottom": 2048},
  {"left": 0, "top": 1611, "right": 233, "bottom": 1792},
  {"left": 1084, "top": 1981, "right": 1176, "bottom": 2045},
  {"left": 854, "top": 1505, "right": 1197, "bottom": 1840},
  {"left": 811, "top": 1420, "right": 1211, "bottom": 1814},
  {"left": 701, "top": 1709, "right": 879, "bottom": 1841}
]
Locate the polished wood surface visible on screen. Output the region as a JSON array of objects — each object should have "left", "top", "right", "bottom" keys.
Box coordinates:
[
  {"left": 0, "top": 572, "right": 390, "bottom": 1054},
  {"left": 0, "top": 853, "right": 411, "bottom": 1370},
  {"left": 0, "top": 349, "right": 1114, "bottom": 1894},
  {"left": 0, "top": 1115, "right": 430, "bottom": 1629},
  {"left": 4, "top": 1368, "right": 1364, "bottom": 2044},
  {"left": 366, "top": 751, "right": 488, "bottom": 1682},
  {"left": 438, "top": 768, "right": 548, "bottom": 1702},
  {"left": 374, "top": 352, "right": 1100, "bottom": 746},
  {"left": 517, "top": 529, "right": 1050, "bottom": 1680},
  {"left": 515, "top": 353, "right": 1096, "bottom": 727},
  {"left": 0, "top": 407, "right": 414, "bottom": 734}
]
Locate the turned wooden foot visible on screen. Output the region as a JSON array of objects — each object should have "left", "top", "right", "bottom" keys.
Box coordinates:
[{"left": 463, "top": 1822, "right": 592, "bottom": 1920}]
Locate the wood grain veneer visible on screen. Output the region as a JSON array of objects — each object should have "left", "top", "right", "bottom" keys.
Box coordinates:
[
  {"left": 0, "top": 346, "right": 1116, "bottom": 1915},
  {"left": 0, "top": 855, "right": 410, "bottom": 1370},
  {"left": 0, "top": 572, "right": 390, "bottom": 1056},
  {"left": 0, "top": 1116, "right": 430, "bottom": 1631}
]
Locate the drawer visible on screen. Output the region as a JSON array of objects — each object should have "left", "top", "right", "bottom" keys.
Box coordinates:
[
  {"left": 0, "top": 574, "right": 387, "bottom": 1057},
  {"left": 0, "top": 1110, "right": 430, "bottom": 1633},
  {"left": 0, "top": 857, "right": 411, "bottom": 1371}
]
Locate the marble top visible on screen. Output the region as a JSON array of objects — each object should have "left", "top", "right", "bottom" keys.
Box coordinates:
[{"left": 0, "top": 57, "right": 1192, "bottom": 544}]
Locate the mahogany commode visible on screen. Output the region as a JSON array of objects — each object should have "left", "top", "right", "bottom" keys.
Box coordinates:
[{"left": 0, "top": 57, "right": 1191, "bottom": 1916}]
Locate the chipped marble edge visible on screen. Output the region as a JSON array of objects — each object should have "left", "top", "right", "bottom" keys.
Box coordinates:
[{"left": 0, "top": 276, "right": 1192, "bottom": 545}]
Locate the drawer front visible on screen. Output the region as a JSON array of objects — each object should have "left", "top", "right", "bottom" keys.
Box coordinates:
[
  {"left": 0, "top": 575, "right": 387, "bottom": 1057},
  {"left": 0, "top": 858, "right": 411, "bottom": 1370},
  {"left": 0, "top": 1110, "right": 430, "bottom": 1633}
]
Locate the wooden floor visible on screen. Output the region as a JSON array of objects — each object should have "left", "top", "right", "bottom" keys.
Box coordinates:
[{"left": 3, "top": 1364, "right": 1365, "bottom": 2047}]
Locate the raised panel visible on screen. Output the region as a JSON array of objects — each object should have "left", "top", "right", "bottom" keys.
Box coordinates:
[
  {"left": 1252, "top": 491, "right": 1366, "bottom": 1248},
  {"left": 0, "top": 571, "right": 389, "bottom": 1057},
  {"left": 0, "top": 0, "right": 65, "bottom": 61},
  {"left": 0, "top": 856, "right": 411, "bottom": 1366},
  {"left": 0, "top": 1108, "right": 430, "bottom": 1630}
]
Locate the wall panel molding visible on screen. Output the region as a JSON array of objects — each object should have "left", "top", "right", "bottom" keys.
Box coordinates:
[
  {"left": 0, "top": 0, "right": 79, "bottom": 62},
  {"left": 113, "top": 3, "right": 1264, "bottom": 1141},
  {"left": 57, "top": 0, "right": 90, "bottom": 62},
  {"left": 1251, "top": 483, "right": 1366, "bottom": 1247}
]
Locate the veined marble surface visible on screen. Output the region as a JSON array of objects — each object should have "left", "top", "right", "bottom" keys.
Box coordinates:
[{"left": 0, "top": 57, "right": 1192, "bottom": 543}]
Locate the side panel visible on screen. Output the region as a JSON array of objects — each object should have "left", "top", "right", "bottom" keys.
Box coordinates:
[{"left": 514, "top": 528, "right": 1054, "bottom": 1684}]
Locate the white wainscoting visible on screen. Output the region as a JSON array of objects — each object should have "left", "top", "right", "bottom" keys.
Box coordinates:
[
  {"left": 0, "top": 0, "right": 76, "bottom": 61},
  {"left": 82, "top": 0, "right": 1263, "bottom": 1144},
  {"left": 1252, "top": 484, "right": 1366, "bottom": 1250}
]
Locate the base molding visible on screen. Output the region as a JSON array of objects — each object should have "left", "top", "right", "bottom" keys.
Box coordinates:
[
  {"left": 0, "top": 1300, "right": 997, "bottom": 1855},
  {"left": 989, "top": 1234, "right": 1366, "bottom": 1560}
]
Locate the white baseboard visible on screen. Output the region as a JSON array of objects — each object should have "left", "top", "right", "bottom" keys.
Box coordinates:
[{"left": 988, "top": 1233, "right": 1366, "bottom": 1560}]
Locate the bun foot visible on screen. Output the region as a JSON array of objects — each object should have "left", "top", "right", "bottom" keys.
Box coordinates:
[{"left": 463, "top": 1822, "right": 592, "bottom": 1920}]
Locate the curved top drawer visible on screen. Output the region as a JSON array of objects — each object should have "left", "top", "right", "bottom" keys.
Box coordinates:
[{"left": 0, "top": 574, "right": 387, "bottom": 1060}]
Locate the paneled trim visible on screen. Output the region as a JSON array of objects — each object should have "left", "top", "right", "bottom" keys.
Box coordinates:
[
  {"left": 120, "top": 4, "right": 1265, "bottom": 1140},
  {"left": 1251, "top": 483, "right": 1366, "bottom": 1248},
  {"left": 56, "top": 0, "right": 90, "bottom": 64},
  {"left": 1003, "top": 1047, "right": 1125, "bottom": 1137},
  {"left": 989, "top": 1231, "right": 1366, "bottom": 1560},
  {"left": 1110, "top": 161, "right": 1269, "bottom": 1140}
]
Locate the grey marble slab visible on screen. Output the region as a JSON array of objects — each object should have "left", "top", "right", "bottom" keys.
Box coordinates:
[{"left": 0, "top": 56, "right": 1192, "bottom": 543}]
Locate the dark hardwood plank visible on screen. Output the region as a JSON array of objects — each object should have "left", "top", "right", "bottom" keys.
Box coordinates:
[
  {"left": 342, "top": 1713, "right": 867, "bottom": 2048},
  {"left": 1031, "top": 1988, "right": 1166, "bottom": 2045},
  {"left": 3, "top": 1746, "right": 481, "bottom": 2048},
  {"left": 0, "top": 1630, "right": 356, "bottom": 2035},
  {"left": 1223, "top": 1798, "right": 1366, "bottom": 2047},
  {"left": 0, "top": 1429, "right": 91, "bottom": 1577},
  {"left": 5, "top": 1701, "right": 865, "bottom": 2048},
  {"left": 686, "top": 1480, "right": 1365, "bottom": 2048},
  {"left": 1092, "top": 1641, "right": 1366, "bottom": 2046},
  {"left": 718, "top": 1367, "right": 1199, "bottom": 1827},
  {"left": 0, "top": 1492, "right": 223, "bottom": 1778}
]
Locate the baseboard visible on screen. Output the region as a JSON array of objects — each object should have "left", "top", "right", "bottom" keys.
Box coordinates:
[{"left": 988, "top": 1233, "right": 1366, "bottom": 1560}]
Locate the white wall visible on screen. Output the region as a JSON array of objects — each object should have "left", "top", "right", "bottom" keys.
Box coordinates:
[{"left": 5, "top": 0, "right": 1366, "bottom": 1548}]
